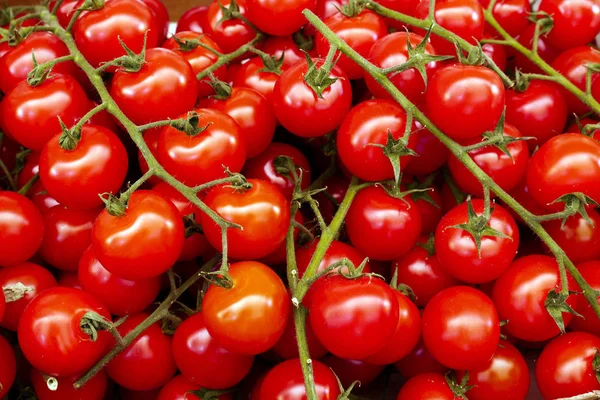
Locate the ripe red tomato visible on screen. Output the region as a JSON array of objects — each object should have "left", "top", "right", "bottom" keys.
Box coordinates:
[
  {"left": 309, "top": 274, "right": 399, "bottom": 360},
  {"left": 78, "top": 246, "right": 161, "bottom": 316},
  {"left": 514, "top": 23, "right": 560, "bottom": 74},
  {"left": 92, "top": 190, "right": 185, "bottom": 280},
  {"left": 481, "top": 36, "right": 507, "bottom": 72},
  {"left": 272, "top": 58, "right": 352, "bottom": 138},
  {"left": 396, "top": 373, "right": 455, "bottom": 400},
  {"left": 18, "top": 287, "right": 111, "bottom": 377},
  {"left": 206, "top": 0, "right": 255, "bottom": 54},
  {"left": 163, "top": 31, "right": 227, "bottom": 100},
  {"left": 39, "top": 206, "right": 99, "bottom": 271},
  {"left": 536, "top": 332, "right": 600, "bottom": 399},
  {"left": 323, "top": 356, "right": 385, "bottom": 387},
  {"left": 140, "top": 0, "right": 170, "bottom": 44},
  {"left": 203, "top": 261, "right": 290, "bottom": 355},
  {"left": 262, "top": 35, "right": 312, "bottom": 68},
  {"left": 31, "top": 367, "right": 108, "bottom": 400},
  {"left": 492, "top": 255, "right": 577, "bottom": 341},
  {"left": 40, "top": 125, "right": 129, "bottom": 210},
  {"left": 403, "top": 122, "right": 449, "bottom": 176},
  {"left": 505, "top": 80, "right": 568, "bottom": 147},
  {"left": 72, "top": 0, "right": 160, "bottom": 68},
  {"left": 0, "top": 192, "right": 44, "bottom": 267},
  {"left": 176, "top": 6, "right": 210, "bottom": 33},
  {"left": 0, "top": 335, "right": 16, "bottom": 398},
  {"left": 199, "top": 87, "right": 275, "bottom": 157},
  {"left": 365, "top": 32, "right": 441, "bottom": 105},
  {"left": 426, "top": 64, "right": 505, "bottom": 140},
  {"left": 107, "top": 313, "right": 177, "bottom": 391},
  {"left": 413, "top": 186, "right": 444, "bottom": 234},
  {"left": 110, "top": 48, "right": 197, "bottom": 125},
  {"left": 479, "top": 0, "right": 529, "bottom": 37},
  {"left": 552, "top": 46, "right": 600, "bottom": 115},
  {"left": 544, "top": 209, "right": 600, "bottom": 264},
  {"left": 0, "top": 74, "right": 89, "bottom": 152},
  {"left": 0, "top": 32, "right": 78, "bottom": 94},
  {"left": 47, "top": 0, "right": 78, "bottom": 28},
  {"left": 157, "top": 375, "right": 233, "bottom": 400},
  {"left": 539, "top": 0, "right": 600, "bottom": 50},
  {"left": 157, "top": 108, "right": 246, "bottom": 187},
  {"left": 256, "top": 359, "right": 341, "bottom": 399},
  {"left": 201, "top": 180, "right": 290, "bottom": 260},
  {"left": 0, "top": 291, "right": 4, "bottom": 322},
  {"left": 58, "top": 271, "right": 82, "bottom": 289},
  {"left": 172, "top": 312, "right": 254, "bottom": 389},
  {"left": 346, "top": 185, "right": 421, "bottom": 261},
  {"left": 232, "top": 56, "right": 283, "bottom": 102},
  {"left": 260, "top": 210, "right": 305, "bottom": 266},
  {"left": 526, "top": 133, "right": 600, "bottom": 211},
  {"left": 457, "top": 341, "right": 529, "bottom": 400},
  {"left": 272, "top": 306, "right": 328, "bottom": 360},
  {"left": 337, "top": 99, "right": 418, "bottom": 182},
  {"left": 570, "top": 261, "right": 600, "bottom": 336},
  {"left": 242, "top": 142, "right": 311, "bottom": 200},
  {"left": 422, "top": 286, "right": 500, "bottom": 370},
  {"left": 247, "top": 0, "right": 316, "bottom": 36},
  {"left": 394, "top": 340, "right": 448, "bottom": 378}
]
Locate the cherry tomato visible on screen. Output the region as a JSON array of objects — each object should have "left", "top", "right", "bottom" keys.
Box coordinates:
[
  {"left": 346, "top": 185, "right": 422, "bottom": 261},
  {"left": 140, "top": 0, "right": 169, "bottom": 44},
  {"left": 514, "top": 23, "right": 560, "bottom": 74},
  {"left": 480, "top": 0, "right": 529, "bottom": 37},
  {"left": 570, "top": 261, "right": 600, "bottom": 336},
  {"left": 0, "top": 335, "right": 16, "bottom": 398},
  {"left": 539, "top": 0, "right": 600, "bottom": 50},
  {"left": 92, "top": 190, "right": 185, "bottom": 280},
  {"left": 394, "top": 339, "right": 448, "bottom": 378},
  {"left": 163, "top": 31, "right": 227, "bottom": 100},
  {"left": 157, "top": 375, "right": 234, "bottom": 400},
  {"left": 396, "top": 373, "right": 455, "bottom": 400},
  {"left": 202, "top": 261, "right": 290, "bottom": 355},
  {"left": 544, "top": 208, "right": 600, "bottom": 264},
  {"left": 18, "top": 287, "right": 111, "bottom": 377},
  {"left": 247, "top": 0, "right": 316, "bottom": 36},
  {"left": 72, "top": 0, "right": 160, "bottom": 69},
  {"left": 337, "top": 99, "right": 418, "bottom": 182},
  {"left": 58, "top": 271, "right": 82, "bottom": 289},
  {"left": 31, "top": 368, "right": 108, "bottom": 400},
  {"left": 403, "top": 122, "right": 449, "bottom": 176},
  {"left": 107, "top": 313, "right": 177, "bottom": 391},
  {"left": 413, "top": 186, "right": 444, "bottom": 234},
  {"left": 206, "top": 0, "right": 256, "bottom": 54},
  {"left": 536, "top": 332, "right": 600, "bottom": 399},
  {"left": 426, "top": 64, "right": 505, "bottom": 140},
  {"left": 272, "top": 306, "right": 328, "bottom": 360},
  {"left": 172, "top": 312, "right": 254, "bottom": 389},
  {"left": 201, "top": 180, "right": 290, "bottom": 260},
  {"left": 47, "top": 0, "right": 78, "bottom": 28},
  {"left": 262, "top": 35, "right": 312, "bottom": 68},
  {"left": 176, "top": 6, "right": 210, "bottom": 33},
  {"left": 492, "top": 254, "right": 578, "bottom": 341},
  {"left": 526, "top": 133, "right": 600, "bottom": 211},
  {"left": 309, "top": 274, "right": 399, "bottom": 360},
  {"left": 242, "top": 142, "right": 311, "bottom": 200},
  {"left": 0, "top": 192, "right": 44, "bottom": 267},
  {"left": 199, "top": 87, "right": 275, "bottom": 157},
  {"left": 40, "top": 124, "right": 128, "bottom": 210},
  {"left": 232, "top": 56, "right": 282, "bottom": 102},
  {"left": 365, "top": 32, "right": 441, "bottom": 105},
  {"left": 323, "top": 356, "right": 385, "bottom": 387},
  {"left": 0, "top": 290, "right": 4, "bottom": 322},
  {"left": 39, "top": 205, "right": 99, "bottom": 271},
  {"left": 257, "top": 359, "right": 341, "bottom": 399},
  {"left": 157, "top": 108, "right": 246, "bottom": 187},
  {"left": 110, "top": 48, "right": 197, "bottom": 125},
  {"left": 260, "top": 211, "right": 306, "bottom": 266},
  {"left": 482, "top": 36, "right": 507, "bottom": 72},
  {"left": 272, "top": 58, "right": 352, "bottom": 138},
  {"left": 0, "top": 74, "right": 89, "bottom": 152}
]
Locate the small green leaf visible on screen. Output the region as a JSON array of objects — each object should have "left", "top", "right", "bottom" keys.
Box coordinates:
[{"left": 544, "top": 289, "right": 582, "bottom": 333}]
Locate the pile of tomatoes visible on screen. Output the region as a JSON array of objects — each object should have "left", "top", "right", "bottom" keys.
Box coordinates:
[{"left": 1, "top": 0, "right": 600, "bottom": 398}]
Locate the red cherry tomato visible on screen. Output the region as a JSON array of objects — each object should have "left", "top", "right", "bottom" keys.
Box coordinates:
[
  {"left": 92, "top": 190, "right": 185, "bottom": 281},
  {"left": 31, "top": 367, "right": 108, "bottom": 400},
  {"left": 18, "top": 287, "right": 111, "bottom": 377},
  {"left": 272, "top": 305, "right": 328, "bottom": 360},
  {"left": 202, "top": 261, "right": 290, "bottom": 355},
  {"left": 107, "top": 313, "right": 177, "bottom": 391},
  {"left": 206, "top": 0, "right": 256, "bottom": 54},
  {"left": 157, "top": 375, "right": 234, "bottom": 400},
  {"left": 140, "top": 0, "right": 169, "bottom": 44},
  {"left": 47, "top": 0, "right": 79, "bottom": 28},
  {"left": 232, "top": 56, "right": 282, "bottom": 102},
  {"left": 262, "top": 35, "right": 311, "bottom": 68},
  {"left": 0, "top": 192, "right": 44, "bottom": 267},
  {"left": 481, "top": 37, "right": 507, "bottom": 72},
  {"left": 58, "top": 272, "right": 82, "bottom": 289},
  {"left": 514, "top": 23, "right": 560, "bottom": 74},
  {"left": 260, "top": 211, "right": 306, "bottom": 266},
  {"left": 480, "top": 0, "right": 529, "bottom": 37},
  {"left": 394, "top": 340, "right": 448, "bottom": 378},
  {"left": 172, "top": 312, "right": 254, "bottom": 389},
  {"left": 539, "top": 0, "right": 600, "bottom": 50},
  {"left": 544, "top": 209, "right": 600, "bottom": 264},
  {"left": 201, "top": 180, "right": 290, "bottom": 260},
  {"left": 396, "top": 373, "right": 455, "bottom": 400},
  {"left": 570, "top": 261, "right": 600, "bottom": 336},
  {"left": 0, "top": 335, "right": 16, "bottom": 398},
  {"left": 176, "top": 6, "right": 210, "bottom": 33},
  {"left": 413, "top": 186, "right": 444, "bottom": 234},
  {"left": 403, "top": 122, "right": 449, "bottom": 176},
  {"left": 247, "top": 0, "right": 317, "bottom": 36},
  {"left": 323, "top": 356, "right": 385, "bottom": 387}
]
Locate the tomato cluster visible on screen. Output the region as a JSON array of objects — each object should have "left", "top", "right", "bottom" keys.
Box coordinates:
[{"left": 1, "top": 0, "right": 600, "bottom": 398}]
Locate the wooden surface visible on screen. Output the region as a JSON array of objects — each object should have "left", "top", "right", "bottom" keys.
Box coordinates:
[{"left": 5, "top": 0, "right": 209, "bottom": 20}]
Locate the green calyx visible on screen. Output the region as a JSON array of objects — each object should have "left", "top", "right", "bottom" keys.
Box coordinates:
[
  {"left": 545, "top": 288, "right": 581, "bottom": 334},
  {"left": 216, "top": 0, "right": 241, "bottom": 25},
  {"left": 183, "top": 213, "right": 203, "bottom": 238},
  {"left": 57, "top": 118, "right": 81, "bottom": 151},
  {"left": 79, "top": 311, "right": 114, "bottom": 342},
  {"left": 27, "top": 53, "right": 51, "bottom": 87},
  {"left": 339, "top": 0, "right": 365, "bottom": 18},
  {"left": 99, "top": 192, "right": 128, "bottom": 217},
  {"left": 252, "top": 48, "right": 285, "bottom": 75},
  {"left": 551, "top": 192, "right": 600, "bottom": 228},
  {"left": 416, "top": 234, "right": 436, "bottom": 257},
  {"left": 293, "top": 30, "right": 314, "bottom": 52},
  {"left": 303, "top": 52, "right": 339, "bottom": 99},
  {"left": 207, "top": 73, "right": 233, "bottom": 100},
  {"left": 101, "top": 33, "right": 148, "bottom": 73},
  {"left": 407, "top": 173, "right": 441, "bottom": 210},
  {"left": 170, "top": 112, "right": 212, "bottom": 137},
  {"left": 476, "top": 110, "right": 535, "bottom": 159},
  {"left": 445, "top": 372, "right": 473, "bottom": 400},
  {"left": 188, "top": 388, "right": 235, "bottom": 400}
]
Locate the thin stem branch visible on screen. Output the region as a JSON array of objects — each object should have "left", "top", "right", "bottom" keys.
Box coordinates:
[
  {"left": 0, "top": 156, "right": 17, "bottom": 191},
  {"left": 17, "top": 173, "right": 39, "bottom": 196},
  {"left": 196, "top": 34, "right": 264, "bottom": 81}
]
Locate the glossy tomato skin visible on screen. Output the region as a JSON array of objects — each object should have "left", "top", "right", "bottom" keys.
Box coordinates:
[
  {"left": 526, "top": 133, "right": 600, "bottom": 211},
  {"left": 78, "top": 246, "right": 161, "bottom": 316},
  {"left": 515, "top": 23, "right": 560, "bottom": 74},
  {"left": 232, "top": 57, "right": 282, "bottom": 102},
  {"left": 505, "top": 80, "right": 568, "bottom": 148},
  {"left": 163, "top": 31, "right": 226, "bottom": 100},
  {"left": 157, "top": 108, "right": 246, "bottom": 187},
  {"left": 206, "top": 0, "right": 255, "bottom": 54},
  {"left": 47, "top": 0, "right": 78, "bottom": 28},
  {"left": 199, "top": 87, "right": 275, "bottom": 157},
  {"left": 72, "top": 0, "right": 160, "bottom": 69},
  {"left": 337, "top": 99, "right": 418, "bottom": 182},
  {"left": 172, "top": 312, "right": 254, "bottom": 389},
  {"left": 31, "top": 367, "right": 108, "bottom": 400},
  {"left": 480, "top": 0, "right": 529, "bottom": 37},
  {"left": 0, "top": 192, "right": 44, "bottom": 267},
  {"left": 544, "top": 209, "right": 600, "bottom": 264},
  {"left": 396, "top": 373, "right": 455, "bottom": 400},
  {"left": 39, "top": 206, "right": 99, "bottom": 271},
  {"left": 201, "top": 180, "right": 290, "bottom": 260},
  {"left": 539, "top": 0, "right": 600, "bottom": 50},
  {"left": 0, "top": 74, "right": 89, "bottom": 152},
  {"left": 552, "top": 46, "right": 600, "bottom": 115},
  {"left": 414, "top": 186, "right": 444, "bottom": 234},
  {"left": 403, "top": 122, "right": 449, "bottom": 176},
  {"left": 457, "top": 340, "right": 529, "bottom": 400},
  {"left": 323, "top": 356, "right": 385, "bottom": 387},
  {"left": 536, "top": 332, "right": 600, "bottom": 399},
  {"left": 141, "top": 0, "right": 169, "bottom": 44},
  {"left": 242, "top": 142, "right": 311, "bottom": 200},
  {"left": 273, "top": 59, "right": 352, "bottom": 138},
  {"left": 0, "top": 335, "right": 16, "bottom": 398},
  {"left": 40, "top": 125, "right": 129, "bottom": 210},
  {"left": 92, "top": 190, "right": 185, "bottom": 281},
  {"left": 346, "top": 185, "right": 422, "bottom": 261},
  {"left": 272, "top": 305, "right": 328, "bottom": 360},
  {"left": 110, "top": 48, "right": 197, "bottom": 125},
  {"left": 0, "top": 291, "right": 4, "bottom": 322},
  {"left": 422, "top": 286, "right": 500, "bottom": 370},
  {"left": 176, "top": 6, "right": 210, "bottom": 33},
  {"left": 157, "top": 375, "right": 201, "bottom": 400},
  {"left": 247, "top": 0, "right": 316, "bottom": 36},
  {"left": 107, "top": 313, "right": 177, "bottom": 391},
  {"left": 262, "top": 35, "right": 311, "bottom": 68},
  {"left": 0, "top": 262, "right": 58, "bottom": 331},
  {"left": 570, "top": 261, "right": 600, "bottom": 336},
  {"left": 0, "top": 32, "right": 77, "bottom": 94},
  {"left": 492, "top": 255, "right": 577, "bottom": 341},
  {"left": 18, "top": 287, "right": 111, "bottom": 377},
  {"left": 394, "top": 339, "right": 448, "bottom": 378},
  {"left": 203, "top": 261, "right": 290, "bottom": 355},
  {"left": 257, "top": 359, "right": 341, "bottom": 399},
  {"left": 309, "top": 274, "right": 399, "bottom": 360}
]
